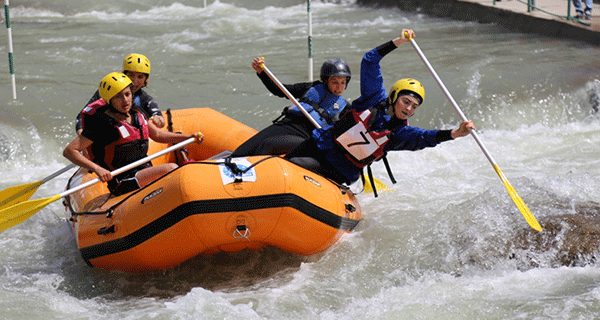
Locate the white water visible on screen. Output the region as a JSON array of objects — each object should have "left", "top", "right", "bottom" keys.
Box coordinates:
[{"left": 1, "top": 1, "right": 600, "bottom": 319}]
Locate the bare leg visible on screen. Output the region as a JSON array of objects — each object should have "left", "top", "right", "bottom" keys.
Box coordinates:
[{"left": 136, "top": 163, "right": 178, "bottom": 188}]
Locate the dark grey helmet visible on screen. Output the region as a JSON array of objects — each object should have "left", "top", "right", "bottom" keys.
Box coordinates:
[{"left": 320, "top": 58, "right": 351, "bottom": 83}]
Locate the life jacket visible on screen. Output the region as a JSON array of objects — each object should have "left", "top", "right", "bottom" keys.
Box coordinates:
[
  {"left": 132, "top": 89, "right": 160, "bottom": 118},
  {"left": 332, "top": 104, "right": 405, "bottom": 196},
  {"left": 331, "top": 101, "right": 409, "bottom": 168},
  {"left": 286, "top": 83, "right": 347, "bottom": 127},
  {"left": 80, "top": 98, "right": 107, "bottom": 162},
  {"left": 81, "top": 97, "right": 106, "bottom": 115},
  {"left": 90, "top": 110, "right": 150, "bottom": 171},
  {"left": 133, "top": 95, "right": 142, "bottom": 110},
  {"left": 331, "top": 107, "right": 392, "bottom": 168}
]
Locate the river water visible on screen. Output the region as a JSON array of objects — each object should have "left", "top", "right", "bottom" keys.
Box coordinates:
[{"left": 1, "top": 0, "right": 600, "bottom": 319}]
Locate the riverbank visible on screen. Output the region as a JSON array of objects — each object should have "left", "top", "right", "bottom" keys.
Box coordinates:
[{"left": 356, "top": 0, "right": 600, "bottom": 45}]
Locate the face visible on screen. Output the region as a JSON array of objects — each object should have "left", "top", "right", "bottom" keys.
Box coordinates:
[
  {"left": 110, "top": 85, "right": 133, "bottom": 114},
  {"left": 124, "top": 71, "right": 148, "bottom": 93},
  {"left": 326, "top": 76, "right": 347, "bottom": 96},
  {"left": 393, "top": 94, "right": 420, "bottom": 120}
]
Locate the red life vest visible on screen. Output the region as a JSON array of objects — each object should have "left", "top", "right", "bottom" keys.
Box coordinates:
[
  {"left": 81, "top": 98, "right": 106, "bottom": 115},
  {"left": 86, "top": 108, "right": 150, "bottom": 171},
  {"left": 80, "top": 98, "right": 107, "bottom": 163},
  {"left": 332, "top": 108, "right": 391, "bottom": 168}
]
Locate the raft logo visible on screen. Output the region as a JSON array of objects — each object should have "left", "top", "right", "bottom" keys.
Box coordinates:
[
  {"left": 219, "top": 158, "right": 257, "bottom": 185},
  {"left": 141, "top": 188, "right": 163, "bottom": 204},
  {"left": 304, "top": 175, "right": 321, "bottom": 187}
]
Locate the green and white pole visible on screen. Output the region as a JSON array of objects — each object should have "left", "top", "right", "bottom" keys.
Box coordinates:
[
  {"left": 4, "top": 0, "right": 16, "bottom": 100},
  {"left": 307, "top": 0, "right": 313, "bottom": 81}
]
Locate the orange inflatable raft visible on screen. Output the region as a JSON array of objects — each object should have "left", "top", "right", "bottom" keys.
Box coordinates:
[{"left": 64, "top": 108, "right": 363, "bottom": 272}]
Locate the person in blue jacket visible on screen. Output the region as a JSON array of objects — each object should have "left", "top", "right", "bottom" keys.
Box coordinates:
[
  {"left": 231, "top": 56, "right": 351, "bottom": 157},
  {"left": 284, "top": 29, "right": 475, "bottom": 185}
]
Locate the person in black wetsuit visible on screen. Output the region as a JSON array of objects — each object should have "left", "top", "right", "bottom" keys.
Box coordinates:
[
  {"left": 230, "top": 56, "right": 351, "bottom": 157},
  {"left": 75, "top": 53, "right": 166, "bottom": 135}
]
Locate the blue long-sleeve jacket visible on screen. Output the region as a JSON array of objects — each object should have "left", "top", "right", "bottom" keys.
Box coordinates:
[{"left": 311, "top": 40, "right": 448, "bottom": 184}]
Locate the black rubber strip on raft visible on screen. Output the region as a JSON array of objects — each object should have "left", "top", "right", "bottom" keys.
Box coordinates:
[{"left": 79, "top": 193, "right": 361, "bottom": 262}]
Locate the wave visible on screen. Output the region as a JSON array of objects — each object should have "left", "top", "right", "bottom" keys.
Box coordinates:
[{"left": 8, "top": 1, "right": 353, "bottom": 22}]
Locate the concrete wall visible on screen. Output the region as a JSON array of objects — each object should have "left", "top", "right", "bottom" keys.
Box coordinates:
[{"left": 356, "top": 0, "right": 600, "bottom": 45}]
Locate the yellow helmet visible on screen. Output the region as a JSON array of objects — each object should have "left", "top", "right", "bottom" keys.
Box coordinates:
[
  {"left": 98, "top": 72, "right": 132, "bottom": 103},
  {"left": 388, "top": 78, "right": 425, "bottom": 106},
  {"left": 123, "top": 53, "right": 151, "bottom": 75}
]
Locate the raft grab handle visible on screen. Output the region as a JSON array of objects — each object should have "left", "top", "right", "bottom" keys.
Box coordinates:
[{"left": 233, "top": 224, "right": 251, "bottom": 239}]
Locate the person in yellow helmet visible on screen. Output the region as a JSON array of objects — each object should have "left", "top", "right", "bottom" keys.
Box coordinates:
[
  {"left": 64, "top": 72, "right": 202, "bottom": 196},
  {"left": 284, "top": 29, "right": 475, "bottom": 186},
  {"left": 74, "top": 53, "right": 165, "bottom": 135}
]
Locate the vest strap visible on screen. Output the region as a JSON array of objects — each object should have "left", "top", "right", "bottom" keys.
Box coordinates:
[{"left": 382, "top": 155, "right": 396, "bottom": 184}]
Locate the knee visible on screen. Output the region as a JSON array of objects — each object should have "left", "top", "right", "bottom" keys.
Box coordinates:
[
  {"left": 288, "top": 157, "right": 321, "bottom": 172},
  {"left": 152, "top": 163, "right": 178, "bottom": 176}
]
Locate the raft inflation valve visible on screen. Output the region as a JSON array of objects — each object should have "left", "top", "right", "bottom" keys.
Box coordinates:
[{"left": 233, "top": 225, "right": 251, "bottom": 239}]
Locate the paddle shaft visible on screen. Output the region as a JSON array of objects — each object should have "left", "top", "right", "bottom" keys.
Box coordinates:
[
  {"left": 59, "top": 136, "right": 197, "bottom": 198},
  {"left": 0, "top": 135, "right": 200, "bottom": 233},
  {"left": 0, "top": 163, "right": 78, "bottom": 209},
  {"left": 408, "top": 37, "right": 542, "bottom": 231},
  {"left": 260, "top": 63, "right": 322, "bottom": 129},
  {"left": 408, "top": 38, "right": 497, "bottom": 167},
  {"left": 42, "top": 163, "right": 78, "bottom": 183}
]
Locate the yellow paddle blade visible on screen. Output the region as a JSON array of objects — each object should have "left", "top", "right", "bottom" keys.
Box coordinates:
[
  {"left": 0, "top": 180, "right": 43, "bottom": 210},
  {"left": 364, "top": 178, "right": 393, "bottom": 194},
  {"left": 0, "top": 194, "right": 61, "bottom": 232},
  {"left": 493, "top": 165, "right": 542, "bottom": 232}
]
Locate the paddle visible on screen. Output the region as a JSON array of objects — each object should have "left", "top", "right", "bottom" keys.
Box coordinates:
[
  {"left": 260, "top": 59, "right": 320, "bottom": 128},
  {"left": 407, "top": 35, "right": 542, "bottom": 232},
  {"left": 259, "top": 59, "right": 391, "bottom": 194},
  {"left": 0, "top": 134, "right": 201, "bottom": 233},
  {"left": 363, "top": 177, "right": 392, "bottom": 194},
  {"left": 0, "top": 163, "right": 78, "bottom": 210}
]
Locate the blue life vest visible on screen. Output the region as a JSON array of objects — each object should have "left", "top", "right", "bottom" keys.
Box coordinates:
[
  {"left": 286, "top": 83, "right": 347, "bottom": 127},
  {"left": 133, "top": 95, "right": 142, "bottom": 109}
]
